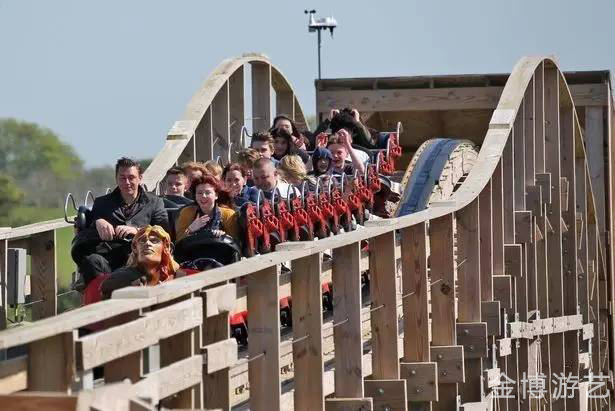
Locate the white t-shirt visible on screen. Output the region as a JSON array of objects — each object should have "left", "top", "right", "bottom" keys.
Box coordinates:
[{"left": 347, "top": 148, "right": 370, "bottom": 165}]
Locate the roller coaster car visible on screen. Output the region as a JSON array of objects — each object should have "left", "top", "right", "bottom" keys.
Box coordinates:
[
  {"left": 289, "top": 193, "right": 314, "bottom": 241},
  {"left": 173, "top": 231, "right": 241, "bottom": 266},
  {"left": 64, "top": 192, "right": 96, "bottom": 232}
]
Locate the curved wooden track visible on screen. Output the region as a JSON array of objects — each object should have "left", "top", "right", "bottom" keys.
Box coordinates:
[
  {"left": 142, "top": 52, "right": 309, "bottom": 191},
  {"left": 0, "top": 55, "right": 613, "bottom": 411}
]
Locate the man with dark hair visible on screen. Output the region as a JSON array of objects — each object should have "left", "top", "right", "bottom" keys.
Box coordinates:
[
  {"left": 72, "top": 157, "right": 170, "bottom": 285},
  {"left": 250, "top": 131, "right": 278, "bottom": 165},
  {"left": 163, "top": 167, "right": 193, "bottom": 206}
]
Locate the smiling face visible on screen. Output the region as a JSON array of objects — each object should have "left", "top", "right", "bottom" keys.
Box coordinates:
[
  {"left": 135, "top": 233, "right": 164, "bottom": 267},
  {"left": 195, "top": 183, "right": 218, "bottom": 214},
  {"left": 116, "top": 166, "right": 142, "bottom": 201},
  {"left": 274, "top": 137, "right": 289, "bottom": 157},
  {"left": 224, "top": 169, "right": 245, "bottom": 197},
  {"left": 328, "top": 144, "right": 347, "bottom": 168}
]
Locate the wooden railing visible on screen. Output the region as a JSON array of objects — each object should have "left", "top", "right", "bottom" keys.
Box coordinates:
[{"left": 0, "top": 56, "right": 613, "bottom": 410}]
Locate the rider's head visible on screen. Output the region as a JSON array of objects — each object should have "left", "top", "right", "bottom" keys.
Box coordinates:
[
  {"left": 115, "top": 157, "right": 143, "bottom": 201},
  {"left": 252, "top": 158, "right": 278, "bottom": 192},
  {"left": 278, "top": 155, "right": 306, "bottom": 185},
  {"left": 127, "top": 225, "right": 178, "bottom": 285},
  {"left": 164, "top": 167, "right": 187, "bottom": 196},
  {"left": 181, "top": 161, "right": 207, "bottom": 189},
  {"left": 191, "top": 174, "right": 221, "bottom": 214},
  {"left": 237, "top": 148, "right": 260, "bottom": 180},
  {"left": 222, "top": 163, "right": 246, "bottom": 197},
  {"left": 326, "top": 134, "right": 349, "bottom": 169},
  {"left": 250, "top": 132, "right": 274, "bottom": 159},
  {"left": 203, "top": 160, "right": 223, "bottom": 179}
]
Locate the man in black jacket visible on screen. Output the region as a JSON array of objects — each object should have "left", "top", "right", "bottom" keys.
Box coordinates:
[{"left": 73, "top": 157, "right": 170, "bottom": 280}]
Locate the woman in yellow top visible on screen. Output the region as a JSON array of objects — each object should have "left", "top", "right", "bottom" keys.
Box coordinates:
[{"left": 175, "top": 174, "right": 240, "bottom": 242}]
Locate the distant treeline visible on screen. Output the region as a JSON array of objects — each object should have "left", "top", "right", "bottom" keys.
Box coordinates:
[{"left": 0, "top": 118, "right": 150, "bottom": 227}]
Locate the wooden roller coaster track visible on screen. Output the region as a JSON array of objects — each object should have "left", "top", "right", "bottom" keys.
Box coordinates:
[{"left": 0, "top": 54, "right": 614, "bottom": 411}]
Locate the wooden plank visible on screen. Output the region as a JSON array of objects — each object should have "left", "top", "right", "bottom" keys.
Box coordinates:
[
  {"left": 29, "top": 230, "right": 57, "bottom": 320},
  {"left": 0, "top": 355, "right": 27, "bottom": 394},
  {"left": 430, "top": 214, "right": 456, "bottom": 345},
  {"left": 0, "top": 299, "right": 145, "bottom": 350},
  {"left": 492, "top": 162, "right": 505, "bottom": 277},
  {"left": 493, "top": 275, "right": 512, "bottom": 310},
  {"left": 247, "top": 266, "right": 281, "bottom": 411},
  {"left": 212, "top": 81, "right": 231, "bottom": 162},
  {"left": 544, "top": 66, "right": 566, "bottom": 410},
  {"left": 504, "top": 244, "right": 523, "bottom": 277},
  {"left": 195, "top": 107, "right": 213, "bottom": 162},
  {"left": 479, "top": 181, "right": 493, "bottom": 301},
  {"left": 291, "top": 253, "right": 324, "bottom": 411},
  {"left": 429, "top": 213, "right": 458, "bottom": 410},
  {"left": 325, "top": 398, "right": 373, "bottom": 411},
  {"left": 456, "top": 323, "right": 488, "bottom": 359},
  {"left": 364, "top": 379, "right": 407, "bottom": 411},
  {"left": 481, "top": 301, "right": 501, "bottom": 336},
  {"left": 28, "top": 332, "right": 74, "bottom": 392},
  {"left": 202, "top": 308, "right": 231, "bottom": 409},
  {"left": 369, "top": 231, "right": 400, "bottom": 379},
  {"left": 0, "top": 393, "right": 77, "bottom": 410},
  {"left": 251, "top": 62, "right": 272, "bottom": 132},
  {"left": 160, "top": 326, "right": 199, "bottom": 408},
  {"left": 514, "top": 211, "right": 533, "bottom": 244},
  {"left": 400, "top": 362, "right": 438, "bottom": 402},
  {"left": 430, "top": 346, "right": 465, "bottom": 384},
  {"left": 560, "top": 106, "right": 581, "bottom": 411},
  {"left": 229, "top": 65, "right": 244, "bottom": 160},
  {"left": 203, "top": 338, "right": 237, "bottom": 374},
  {"left": 133, "top": 355, "right": 202, "bottom": 405},
  {"left": 0, "top": 239, "right": 6, "bottom": 331},
  {"left": 317, "top": 86, "right": 504, "bottom": 113},
  {"left": 401, "top": 223, "right": 430, "bottom": 363},
  {"left": 456, "top": 198, "right": 482, "bottom": 403},
  {"left": 202, "top": 283, "right": 236, "bottom": 317},
  {"left": 585, "top": 106, "right": 607, "bottom": 248},
  {"left": 332, "top": 242, "right": 364, "bottom": 398}
]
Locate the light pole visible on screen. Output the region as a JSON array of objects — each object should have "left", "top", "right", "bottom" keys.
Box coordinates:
[{"left": 304, "top": 9, "right": 337, "bottom": 80}]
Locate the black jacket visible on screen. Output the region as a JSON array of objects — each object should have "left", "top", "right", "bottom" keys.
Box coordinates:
[
  {"left": 101, "top": 266, "right": 144, "bottom": 299},
  {"left": 90, "top": 186, "right": 170, "bottom": 234}
]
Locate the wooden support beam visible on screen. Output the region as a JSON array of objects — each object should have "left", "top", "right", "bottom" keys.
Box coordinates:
[
  {"left": 429, "top": 214, "right": 458, "bottom": 410},
  {"left": 0, "top": 355, "right": 27, "bottom": 394},
  {"left": 212, "top": 82, "right": 230, "bottom": 162},
  {"left": 544, "top": 66, "right": 566, "bottom": 410},
  {"left": 228, "top": 66, "right": 245, "bottom": 160},
  {"left": 251, "top": 62, "right": 272, "bottom": 133},
  {"left": 28, "top": 332, "right": 74, "bottom": 392},
  {"left": 291, "top": 253, "right": 325, "bottom": 411},
  {"left": 201, "top": 308, "right": 232, "bottom": 410},
  {"left": 247, "top": 266, "right": 281, "bottom": 411},
  {"left": 0, "top": 239, "right": 6, "bottom": 331},
  {"left": 369, "top": 231, "right": 400, "bottom": 379},
  {"left": 29, "top": 230, "right": 57, "bottom": 320},
  {"left": 364, "top": 379, "right": 407, "bottom": 411},
  {"left": 332, "top": 242, "right": 364, "bottom": 398},
  {"left": 195, "top": 107, "right": 213, "bottom": 162},
  {"left": 585, "top": 106, "right": 606, "bottom": 241},
  {"left": 325, "top": 398, "right": 373, "bottom": 411},
  {"left": 456, "top": 198, "right": 482, "bottom": 403},
  {"left": 133, "top": 355, "right": 202, "bottom": 405}
]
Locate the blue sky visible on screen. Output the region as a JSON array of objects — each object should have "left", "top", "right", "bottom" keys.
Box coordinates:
[{"left": 1, "top": 0, "right": 613, "bottom": 167}]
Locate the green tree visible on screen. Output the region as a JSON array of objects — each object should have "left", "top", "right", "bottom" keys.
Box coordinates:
[
  {"left": 0, "top": 118, "right": 84, "bottom": 208},
  {"left": 0, "top": 173, "right": 24, "bottom": 226}
]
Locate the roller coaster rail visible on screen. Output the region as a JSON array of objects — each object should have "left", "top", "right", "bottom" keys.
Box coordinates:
[{"left": 0, "top": 54, "right": 614, "bottom": 410}]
